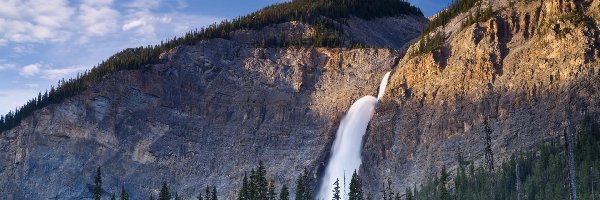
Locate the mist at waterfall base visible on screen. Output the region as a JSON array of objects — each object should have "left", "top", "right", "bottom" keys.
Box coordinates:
[{"left": 317, "top": 72, "right": 391, "bottom": 200}]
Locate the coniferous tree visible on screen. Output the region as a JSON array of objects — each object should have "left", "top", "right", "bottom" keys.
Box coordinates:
[
  {"left": 149, "top": 193, "right": 155, "bottom": 200},
  {"left": 158, "top": 182, "right": 171, "bottom": 200},
  {"left": 280, "top": 184, "right": 290, "bottom": 200},
  {"left": 212, "top": 186, "right": 218, "bottom": 200},
  {"left": 332, "top": 178, "right": 341, "bottom": 200},
  {"left": 198, "top": 192, "right": 204, "bottom": 200},
  {"left": 205, "top": 186, "right": 211, "bottom": 200},
  {"left": 439, "top": 166, "right": 449, "bottom": 200},
  {"left": 268, "top": 181, "right": 276, "bottom": 200},
  {"left": 295, "top": 172, "right": 305, "bottom": 200},
  {"left": 111, "top": 192, "right": 116, "bottom": 200},
  {"left": 174, "top": 192, "right": 181, "bottom": 200},
  {"left": 120, "top": 186, "right": 129, "bottom": 200},
  {"left": 405, "top": 187, "right": 413, "bottom": 200},
  {"left": 348, "top": 171, "right": 363, "bottom": 200},
  {"left": 239, "top": 173, "right": 249, "bottom": 200},
  {"left": 93, "top": 167, "right": 102, "bottom": 200}
]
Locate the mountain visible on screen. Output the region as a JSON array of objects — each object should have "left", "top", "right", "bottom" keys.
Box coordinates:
[
  {"left": 363, "top": 0, "right": 600, "bottom": 198},
  {"left": 0, "top": 0, "right": 426, "bottom": 199},
  {"left": 3, "top": 0, "right": 600, "bottom": 199}
]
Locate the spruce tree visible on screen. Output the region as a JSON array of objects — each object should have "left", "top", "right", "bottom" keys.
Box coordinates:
[
  {"left": 295, "top": 173, "right": 305, "bottom": 200},
  {"left": 348, "top": 171, "right": 363, "bottom": 200},
  {"left": 158, "top": 182, "right": 171, "bottom": 200},
  {"left": 268, "top": 181, "right": 276, "bottom": 200},
  {"left": 205, "top": 186, "right": 211, "bottom": 200},
  {"left": 280, "top": 185, "right": 289, "bottom": 200},
  {"left": 439, "top": 166, "right": 449, "bottom": 200},
  {"left": 212, "top": 186, "right": 218, "bottom": 200},
  {"left": 239, "top": 173, "right": 249, "bottom": 200},
  {"left": 120, "top": 186, "right": 129, "bottom": 200},
  {"left": 405, "top": 187, "right": 413, "bottom": 200},
  {"left": 332, "top": 178, "right": 341, "bottom": 200},
  {"left": 93, "top": 167, "right": 102, "bottom": 200}
]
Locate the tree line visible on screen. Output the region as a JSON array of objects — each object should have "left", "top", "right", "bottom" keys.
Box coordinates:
[
  {"left": 413, "top": 117, "right": 600, "bottom": 200},
  {"left": 0, "top": 0, "right": 423, "bottom": 134}
]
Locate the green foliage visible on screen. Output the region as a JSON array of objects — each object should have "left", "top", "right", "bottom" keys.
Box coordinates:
[
  {"left": 421, "top": 0, "right": 482, "bottom": 37},
  {"left": 333, "top": 178, "right": 341, "bottom": 200},
  {"left": 93, "top": 167, "right": 102, "bottom": 200},
  {"left": 280, "top": 185, "right": 290, "bottom": 200},
  {"left": 294, "top": 168, "right": 312, "bottom": 200},
  {"left": 348, "top": 171, "right": 363, "bottom": 200},
  {"left": 158, "top": 182, "right": 171, "bottom": 200},
  {"left": 0, "top": 0, "right": 423, "bottom": 134},
  {"left": 439, "top": 166, "right": 450, "bottom": 200},
  {"left": 212, "top": 186, "right": 218, "bottom": 200},
  {"left": 120, "top": 186, "right": 129, "bottom": 200},
  {"left": 238, "top": 161, "right": 275, "bottom": 200},
  {"left": 415, "top": 118, "right": 600, "bottom": 200},
  {"left": 405, "top": 187, "right": 413, "bottom": 200},
  {"left": 409, "top": 32, "right": 445, "bottom": 57},
  {"left": 461, "top": 7, "right": 494, "bottom": 28}
]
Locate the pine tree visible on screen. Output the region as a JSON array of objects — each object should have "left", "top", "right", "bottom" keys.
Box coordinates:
[
  {"left": 332, "top": 178, "right": 341, "bottom": 200},
  {"left": 268, "top": 181, "right": 276, "bottom": 200},
  {"left": 295, "top": 173, "right": 305, "bottom": 200},
  {"left": 439, "top": 166, "right": 449, "bottom": 200},
  {"left": 212, "top": 186, "right": 218, "bottom": 200},
  {"left": 199, "top": 191, "right": 204, "bottom": 200},
  {"left": 239, "top": 173, "right": 249, "bottom": 200},
  {"left": 93, "top": 167, "right": 102, "bottom": 200},
  {"left": 205, "top": 186, "right": 211, "bottom": 200},
  {"left": 405, "top": 187, "right": 413, "bottom": 200},
  {"left": 280, "top": 184, "right": 290, "bottom": 200},
  {"left": 348, "top": 171, "right": 363, "bottom": 200},
  {"left": 158, "top": 182, "right": 171, "bottom": 200},
  {"left": 120, "top": 186, "right": 129, "bottom": 200}
]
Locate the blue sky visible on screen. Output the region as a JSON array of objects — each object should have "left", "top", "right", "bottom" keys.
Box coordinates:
[{"left": 0, "top": 0, "right": 449, "bottom": 115}]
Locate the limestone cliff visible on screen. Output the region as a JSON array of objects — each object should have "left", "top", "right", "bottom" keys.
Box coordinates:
[{"left": 364, "top": 0, "right": 600, "bottom": 197}]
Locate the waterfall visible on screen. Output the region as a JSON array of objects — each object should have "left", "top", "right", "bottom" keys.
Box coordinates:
[{"left": 317, "top": 71, "right": 392, "bottom": 200}]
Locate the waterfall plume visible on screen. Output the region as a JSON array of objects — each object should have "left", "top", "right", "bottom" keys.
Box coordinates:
[{"left": 317, "top": 71, "right": 391, "bottom": 200}]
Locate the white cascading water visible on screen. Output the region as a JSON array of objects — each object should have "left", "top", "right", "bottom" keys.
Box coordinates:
[{"left": 317, "top": 71, "right": 392, "bottom": 200}]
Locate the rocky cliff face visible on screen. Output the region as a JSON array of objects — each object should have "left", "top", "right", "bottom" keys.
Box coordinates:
[
  {"left": 0, "top": 15, "right": 425, "bottom": 199},
  {"left": 364, "top": 0, "right": 600, "bottom": 197}
]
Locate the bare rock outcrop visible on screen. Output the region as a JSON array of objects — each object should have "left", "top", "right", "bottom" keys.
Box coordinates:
[{"left": 363, "top": 0, "right": 600, "bottom": 197}]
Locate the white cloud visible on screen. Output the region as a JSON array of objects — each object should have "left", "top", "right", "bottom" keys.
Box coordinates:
[
  {"left": 0, "top": 0, "right": 74, "bottom": 43},
  {"left": 0, "top": 63, "right": 16, "bottom": 70},
  {"left": 78, "top": 1, "right": 120, "bottom": 36},
  {"left": 122, "top": 19, "right": 145, "bottom": 31},
  {"left": 18, "top": 63, "right": 87, "bottom": 80},
  {"left": 42, "top": 65, "right": 87, "bottom": 80},
  {"left": 20, "top": 63, "right": 41, "bottom": 76},
  {"left": 125, "top": 0, "right": 162, "bottom": 10},
  {"left": 25, "top": 83, "right": 39, "bottom": 88}
]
